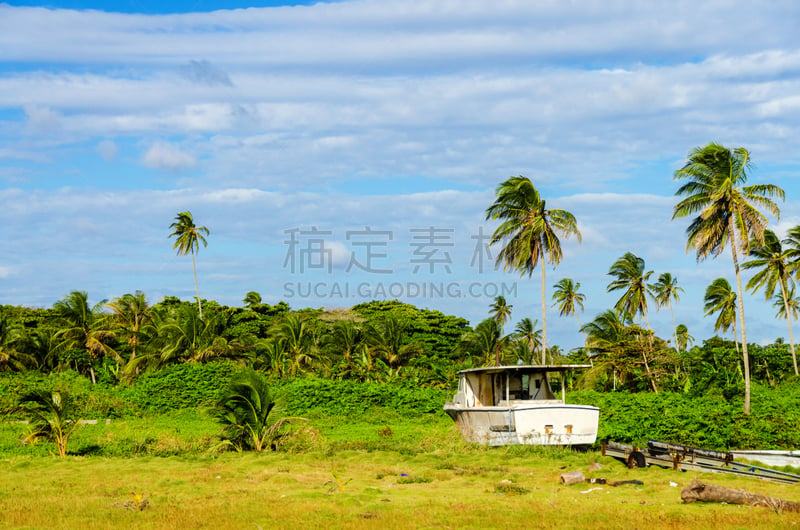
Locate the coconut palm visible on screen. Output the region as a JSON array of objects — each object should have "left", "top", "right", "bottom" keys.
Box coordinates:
[
  {"left": 649, "top": 273, "right": 684, "bottom": 351},
  {"left": 581, "top": 310, "right": 641, "bottom": 391},
  {"left": 489, "top": 296, "right": 513, "bottom": 329},
  {"left": 0, "top": 318, "right": 35, "bottom": 372},
  {"left": 243, "top": 291, "right": 262, "bottom": 308},
  {"left": 364, "top": 315, "right": 423, "bottom": 369},
  {"left": 703, "top": 278, "right": 739, "bottom": 355},
  {"left": 457, "top": 318, "right": 509, "bottom": 366},
  {"left": 743, "top": 229, "right": 798, "bottom": 375},
  {"left": 53, "top": 291, "right": 118, "bottom": 384},
  {"left": 673, "top": 143, "right": 784, "bottom": 413},
  {"left": 552, "top": 278, "right": 587, "bottom": 343},
  {"left": 775, "top": 285, "right": 800, "bottom": 321},
  {"left": 213, "top": 369, "right": 304, "bottom": 452},
  {"left": 272, "top": 315, "right": 319, "bottom": 377},
  {"left": 675, "top": 324, "right": 693, "bottom": 352},
  {"left": 607, "top": 252, "right": 658, "bottom": 392},
  {"left": 169, "top": 211, "right": 210, "bottom": 319},
  {"left": 15, "top": 389, "right": 81, "bottom": 457},
  {"left": 485, "top": 176, "right": 581, "bottom": 363},
  {"left": 513, "top": 317, "right": 542, "bottom": 364},
  {"left": 105, "top": 291, "right": 152, "bottom": 375}
]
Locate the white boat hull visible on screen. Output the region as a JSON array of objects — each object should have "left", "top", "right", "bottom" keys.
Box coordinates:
[{"left": 445, "top": 403, "right": 599, "bottom": 446}]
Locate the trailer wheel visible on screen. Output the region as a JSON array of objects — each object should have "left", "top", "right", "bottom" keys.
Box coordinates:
[{"left": 627, "top": 451, "right": 646, "bottom": 469}]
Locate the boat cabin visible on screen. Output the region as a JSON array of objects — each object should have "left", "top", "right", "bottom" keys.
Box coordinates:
[{"left": 450, "top": 364, "right": 589, "bottom": 408}]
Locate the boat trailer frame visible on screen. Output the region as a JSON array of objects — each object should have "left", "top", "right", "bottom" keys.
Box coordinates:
[{"left": 602, "top": 440, "right": 800, "bottom": 484}]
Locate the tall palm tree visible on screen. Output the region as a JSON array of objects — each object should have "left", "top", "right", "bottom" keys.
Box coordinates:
[
  {"left": 169, "top": 211, "right": 210, "bottom": 319},
  {"left": 53, "top": 291, "right": 119, "bottom": 384},
  {"left": 607, "top": 252, "right": 658, "bottom": 392},
  {"left": 673, "top": 143, "right": 784, "bottom": 414},
  {"left": 552, "top": 278, "right": 587, "bottom": 343},
  {"left": 703, "top": 278, "right": 739, "bottom": 356},
  {"left": 485, "top": 176, "right": 581, "bottom": 363},
  {"left": 489, "top": 295, "right": 513, "bottom": 329},
  {"left": 743, "top": 229, "right": 798, "bottom": 375},
  {"left": 649, "top": 273, "right": 684, "bottom": 351}
]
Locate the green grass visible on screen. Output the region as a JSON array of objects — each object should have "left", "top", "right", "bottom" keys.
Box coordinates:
[{"left": 2, "top": 410, "right": 799, "bottom": 529}]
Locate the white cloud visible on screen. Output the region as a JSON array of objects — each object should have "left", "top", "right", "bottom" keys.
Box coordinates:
[
  {"left": 97, "top": 139, "right": 118, "bottom": 161},
  {"left": 141, "top": 142, "right": 197, "bottom": 172}
]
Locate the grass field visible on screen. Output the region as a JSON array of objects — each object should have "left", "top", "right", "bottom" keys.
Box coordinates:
[{"left": 2, "top": 410, "right": 799, "bottom": 529}]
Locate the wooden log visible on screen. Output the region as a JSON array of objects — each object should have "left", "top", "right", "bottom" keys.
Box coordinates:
[
  {"left": 560, "top": 471, "right": 585, "bottom": 486},
  {"left": 681, "top": 478, "right": 800, "bottom": 513}
]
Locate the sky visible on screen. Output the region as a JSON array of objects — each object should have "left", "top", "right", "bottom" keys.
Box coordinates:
[{"left": 1, "top": 0, "right": 800, "bottom": 351}]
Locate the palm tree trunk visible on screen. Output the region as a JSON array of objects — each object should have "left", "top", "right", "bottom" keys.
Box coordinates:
[
  {"left": 729, "top": 220, "right": 751, "bottom": 415},
  {"left": 779, "top": 280, "right": 799, "bottom": 375},
  {"left": 191, "top": 251, "right": 203, "bottom": 320},
  {"left": 669, "top": 302, "right": 679, "bottom": 352},
  {"left": 641, "top": 314, "right": 659, "bottom": 394},
  {"left": 541, "top": 264, "right": 547, "bottom": 365}
]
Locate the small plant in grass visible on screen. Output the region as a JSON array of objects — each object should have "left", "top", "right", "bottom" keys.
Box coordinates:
[
  {"left": 324, "top": 471, "right": 352, "bottom": 494},
  {"left": 212, "top": 369, "right": 305, "bottom": 452},
  {"left": 14, "top": 389, "right": 81, "bottom": 457}
]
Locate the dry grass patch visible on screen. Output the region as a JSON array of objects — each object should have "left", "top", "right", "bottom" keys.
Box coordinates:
[{"left": 1, "top": 450, "right": 798, "bottom": 529}]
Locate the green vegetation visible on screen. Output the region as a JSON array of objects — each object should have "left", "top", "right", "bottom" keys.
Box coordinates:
[{"left": 4, "top": 144, "right": 800, "bottom": 526}]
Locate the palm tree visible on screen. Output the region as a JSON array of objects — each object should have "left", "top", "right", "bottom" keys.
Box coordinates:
[
  {"left": 457, "top": 318, "right": 509, "bottom": 366},
  {"left": 581, "top": 310, "right": 640, "bottom": 391},
  {"left": 703, "top": 278, "right": 739, "bottom": 355},
  {"left": 0, "top": 318, "right": 35, "bottom": 372},
  {"left": 607, "top": 252, "right": 658, "bottom": 392},
  {"left": 552, "top": 278, "right": 587, "bottom": 343},
  {"left": 15, "top": 389, "right": 81, "bottom": 457},
  {"left": 489, "top": 296, "right": 513, "bottom": 329},
  {"left": 364, "top": 315, "right": 423, "bottom": 369},
  {"left": 743, "top": 229, "right": 798, "bottom": 375},
  {"left": 273, "top": 315, "right": 318, "bottom": 377},
  {"left": 105, "top": 291, "right": 152, "bottom": 375},
  {"left": 213, "top": 369, "right": 304, "bottom": 452},
  {"left": 673, "top": 143, "right": 784, "bottom": 414},
  {"left": 486, "top": 176, "right": 581, "bottom": 363},
  {"left": 775, "top": 285, "right": 800, "bottom": 320},
  {"left": 675, "top": 324, "right": 693, "bottom": 352},
  {"left": 169, "top": 211, "right": 210, "bottom": 319},
  {"left": 53, "top": 291, "right": 119, "bottom": 384},
  {"left": 513, "top": 317, "right": 542, "bottom": 364},
  {"left": 649, "top": 273, "right": 684, "bottom": 351},
  {"left": 243, "top": 291, "right": 262, "bottom": 308}
]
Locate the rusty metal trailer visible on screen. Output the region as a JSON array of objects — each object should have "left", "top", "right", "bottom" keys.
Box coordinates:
[{"left": 601, "top": 440, "right": 800, "bottom": 484}]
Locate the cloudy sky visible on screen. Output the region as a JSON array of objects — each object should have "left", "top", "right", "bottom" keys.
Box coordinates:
[{"left": 1, "top": 0, "right": 800, "bottom": 351}]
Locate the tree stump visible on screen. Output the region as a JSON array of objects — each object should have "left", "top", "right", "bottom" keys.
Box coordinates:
[{"left": 681, "top": 479, "right": 800, "bottom": 513}]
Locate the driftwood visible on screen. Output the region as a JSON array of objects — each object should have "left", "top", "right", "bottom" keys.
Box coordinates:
[
  {"left": 681, "top": 479, "right": 800, "bottom": 513},
  {"left": 560, "top": 471, "right": 585, "bottom": 486}
]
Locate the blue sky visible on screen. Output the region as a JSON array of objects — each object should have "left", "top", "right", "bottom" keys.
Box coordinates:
[{"left": 2, "top": 0, "right": 800, "bottom": 351}]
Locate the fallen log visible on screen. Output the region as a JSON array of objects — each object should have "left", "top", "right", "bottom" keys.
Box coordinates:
[
  {"left": 681, "top": 478, "right": 800, "bottom": 513},
  {"left": 560, "top": 471, "right": 585, "bottom": 486}
]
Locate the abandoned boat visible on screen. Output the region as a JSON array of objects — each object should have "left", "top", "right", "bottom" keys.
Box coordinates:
[{"left": 444, "top": 364, "right": 599, "bottom": 446}]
